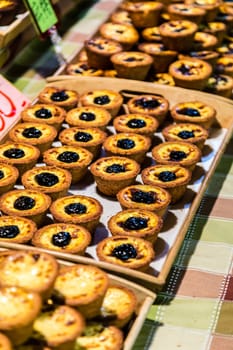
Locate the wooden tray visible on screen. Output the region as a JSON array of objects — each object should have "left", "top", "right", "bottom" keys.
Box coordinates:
[{"left": 0, "top": 77, "right": 232, "bottom": 291}]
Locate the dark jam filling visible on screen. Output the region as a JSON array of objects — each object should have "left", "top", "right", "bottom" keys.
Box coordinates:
[
  {"left": 94, "top": 95, "right": 110, "bottom": 105},
  {"left": 117, "top": 138, "right": 135, "bottom": 149},
  {"left": 178, "top": 130, "right": 195, "bottom": 139},
  {"left": 0, "top": 225, "right": 20, "bottom": 238},
  {"left": 177, "top": 64, "right": 192, "bottom": 75},
  {"left": 52, "top": 231, "right": 72, "bottom": 247},
  {"left": 80, "top": 112, "right": 96, "bottom": 121},
  {"left": 51, "top": 90, "right": 69, "bottom": 102},
  {"left": 57, "top": 151, "right": 79, "bottom": 163},
  {"left": 35, "top": 108, "right": 52, "bottom": 119},
  {"left": 14, "top": 196, "right": 35, "bottom": 210},
  {"left": 112, "top": 243, "right": 137, "bottom": 261},
  {"left": 158, "top": 171, "right": 177, "bottom": 182},
  {"left": 75, "top": 64, "right": 98, "bottom": 73},
  {"left": 35, "top": 172, "right": 59, "bottom": 187},
  {"left": 64, "top": 203, "right": 87, "bottom": 215},
  {"left": 177, "top": 107, "right": 201, "bottom": 117},
  {"left": 169, "top": 150, "right": 187, "bottom": 161},
  {"left": 105, "top": 164, "right": 126, "bottom": 173},
  {"left": 74, "top": 131, "right": 93, "bottom": 142},
  {"left": 0, "top": 170, "right": 4, "bottom": 180},
  {"left": 88, "top": 40, "right": 104, "bottom": 50},
  {"left": 122, "top": 217, "right": 148, "bottom": 230},
  {"left": 3, "top": 148, "right": 25, "bottom": 159},
  {"left": 134, "top": 97, "right": 160, "bottom": 109},
  {"left": 190, "top": 51, "right": 209, "bottom": 58},
  {"left": 127, "top": 118, "right": 146, "bottom": 129},
  {"left": 124, "top": 57, "right": 143, "bottom": 62},
  {"left": 131, "top": 189, "right": 156, "bottom": 204},
  {"left": 210, "top": 74, "right": 228, "bottom": 86},
  {"left": 22, "top": 127, "right": 42, "bottom": 139}
]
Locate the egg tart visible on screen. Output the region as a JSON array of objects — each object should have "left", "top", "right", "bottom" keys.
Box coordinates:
[
  {"left": 0, "top": 215, "right": 37, "bottom": 244},
  {"left": 50, "top": 194, "right": 103, "bottom": 233},
  {"left": 43, "top": 145, "right": 93, "bottom": 184},
  {"left": 66, "top": 61, "right": 104, "bottom": 77},
  {"left": 142, "top": 164, "right": 192, "bottom": 203},
  {"left": 205, "top": 74, "right": 233, "bottom": 98},
  {"left": 0, "top": 142, "right": 40, "bottom": 176},
  {"left": 0, "top": 333, "right": 12, "bottom": 350},
  {"left": 117, "top": 184, "right": 171, "bottom": 217},
  {"left": 54, "top": 264, "right": 109, "bottom": 319},
  {"left": 0, "top": 189, "right": 51, "bottom": 227},
  {"left": 167, "top": 3, "right": 206, "bottom": 24},
  {"left": 110, "top": 9, "right": 132, "bottom": 25},
  {"left": 79, "top": 89, "right": 123, "bottom": 118},
  {"left": 21, "top": 165, "right": 72, "bottom": 201},
  {"left": 0, "top": 163, "right": 19, "bottom": 195},
  {"left": 38, "top": 86, "right": 79, "bottom": 111},
  {"left": 8, "top": 122, "right": 57, "bottom": 153},
  {"left": 203, "top": 21, "right": 226, "bottom": 45},
  {"left": 32, "top": 223, "right": 91, "bottom": 255},
  {"left": 99, "top": 22, "right": 139, "bottom": 50},
  {"left": 141, "top": 26, "right": 162, "bottom": 43},
  {"left": 108, "top": 208, "right": 163, "bottom": 244},
  {"left": 65, "top": 106, "right": 112, "bottom": 130},
  {"left": 90, "top": 156, "right": 140, "bottom": 196},
  {"left": 96, "top": 235, "right": 155, "bottom": 271},
  {"left": 215, "top": 56, "right": 233, "bottom": 77}
]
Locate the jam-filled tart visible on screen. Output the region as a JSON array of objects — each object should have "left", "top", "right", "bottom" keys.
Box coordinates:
[
  {"left": 32, "top": 223, "right": 91, "bottom": 255},
  {"left": 215, "top": 56, "right": 233, "bottom": 77},
  {"left": 96, "top": 235, "right": 155, "bottom": 271},
  {"left": 178, "top": 50, "right": 219, "bottom": 67},
  {"left": 99, "top": 22, "right": 139, "bottom": 50},
  {"left": 184, "top": 0, "right": 221, "bottom": 22},
  {"left": 90, "top": 156, "right": 140, "bottom": 196},
  {"left": 0, "top": 215, "right": 37, "bottom": 244},
  {"left": 66, "top": 61, "right": 104, "bottom": 77},
  {"left": 205, "top": 74, "right": 233, "bottom": 98},
  {"left": 167, "top": 3, "right": 206, "bottom": 24},
  {"left": 38, "top": 86, "right": 79, "bottom": 110},
  {"left": 0, "top": 163, "right": 19, "bottom": 195},
  {"left": 193, "top": 31, "right": 218, "bottom": 51}
]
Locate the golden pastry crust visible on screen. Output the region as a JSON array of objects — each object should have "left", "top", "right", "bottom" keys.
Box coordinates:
[
  {"left": 113, "top": 113, "right": 159, "bottom": 137},
  {"left": 66, "top": 61, "right": 104, "bottom": 77},
  {"left": 96, "top": 235, "right": 155, "bottom": 271},
  {"left": 38, "top": 87, "right": 79, "bottom": 110},
  {"left": 65, "top": 106, "right": 112, "bottom": 130},
  {"left": 0, "top": 163, "right": 19, "bottom": 195},
  {"left": 0, "top": 333, "right": 12, "bottom": 350},
  {"left": 141, "top": 26, "right": 162, "bottom": 42},
  {"left": 184, "top": 0, "right": 221, "bottom": 22},
  {"left": 215, "top": 56, "right": 233, "bottom": 77},
  {"left": 204, "top": 21, "right": 226, "bottom": 45},
  {"left": 193, "top": 31, "right": 218, "bottom": 51},
  {"left": 99, "top": 22, "right": 139, "bottom": 50},
  {"left": 205, "top": 74, "right": 233, "bottom": 98},
  {"left": 0, "top": 215, "right": 37, "bottom": 244},
  {"left": 110, "top": 10, "right": 132, "bottom": 25},
  {"left": 90, "top": 156, "right": 141, "bottom": 196},
  {"left": 32, "top": 223, "right": 92, "bottom": 255},
  {"left": 167, "top": 3, "right": 206, "bottom": 24}
]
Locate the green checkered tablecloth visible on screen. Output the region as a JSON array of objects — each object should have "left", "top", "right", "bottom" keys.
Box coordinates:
[{"left": 2, "top": 1, "right": 233, "bottom": 349}]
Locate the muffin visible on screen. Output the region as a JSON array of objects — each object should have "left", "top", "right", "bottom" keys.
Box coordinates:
[
  {"left": 108, "top": 208, "right": 163, "bottom": 244},
  {"left": 90, "top": 156, "right": 141, "bottom": 196},
  {"left": 96, "top": 235, "right": 155, "bottom": 271},
  {"left": 0, "top": 215, "right": 37, "bottom": 244},
  {"left": 54, "top": 264, "right": 109, "bottom": 319},
  {"left": 141, "top": 26, "right": 162, "bottom": 42},
  {"left": 99, "top": 22, "right": 139, "bottom": 50},
  {"left": 0, "top": 333, "right": 12, "bottom": 350},
  {"left": 32, "top": 223, "right": 92, "bottom": 255},
  {"left": 38, "top": 86, "right": 79, "bottom": 110},
  {"left": 50, "top": 194, "right": 103, "bottom": 233},
  {"left": 152, "top": 73, "right": 175, "bottom": 86},
  {"left": 116, "top": 184, "right": 171, "bottom": 217},
  {"left": 66, "top": 61, "right": 104, "bottom": 77},
  {"left": 167, "top": 3, "right": 206, "bottom": 24},
  {"left": 65, "top": 106, "right": 112, "bottom": 130},
  {"left": 141, "top": 164, "right": 192, "bottom": 203},
  {"left": 43, "top": 145, "right": 93, "bottom": 184},
  {"left": 205, "top": 73, "right": 233, "bottom": 98},
  {"left": 0, "top": 163, "right": 19, "bottom": 195}
]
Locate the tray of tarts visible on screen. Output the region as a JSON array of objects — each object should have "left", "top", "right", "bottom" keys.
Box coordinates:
[{"left": 0, "top": 76, "right": 232, "bottom": 291}]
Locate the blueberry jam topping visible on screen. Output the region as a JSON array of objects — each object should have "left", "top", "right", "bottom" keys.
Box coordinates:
[
  {"left": 127, "top": 118, "right": 146, "bottom": 129},
  {"left": 131, "top": 189, "right": 156, "bottom": 204},
  {"left": 57, "top": 151, "right": 79, "bottom": 163},
  {"left": 112, "top": 243, "right": 137, "bottom": 261},
  {"left": 117, "top": 138, "right": 135, "bottom": 149},
  {"left": 158, "top": 171, "right": 177, "bottom": 182},
  {"left": 134, "top": 97, "right": 160, "bottom": 109},
  {"left": 169, "top": 150, "right": 187, "bottom": 161},
  {"left": 74, "top": 131, "right": 93, "bottom": 142},
  {"left": 51, "top": 90, "right": 69, "bottom": 102},
  {"left": 4, "top": 148, "right": 25, "bottom": 159},
  {"left": 105, "top": 163, "right": 126, "bottom": 173},
  {"left": 80, "top": 112, "right": 96, "bottom": 121},
  {"left": 122, "top": 217, "right": 148, "bottom": 230},
  {"left": 35, "top": 108, "right": 52, "bottom": 119},
  {"left": 35, "top": 172, "right": 59, "bottom": 187},
  {"left": 178, "top": 64, "right": 192, "bottom": 75},
  {"left": 0, "top": 170, "right": 4, "bottom": 180},
  {"left": 94, "top": 95, "right": 110, "bottom": 105},
  {"left": 14, "top": 196, "right": 35, "bottom": 210},
  {"left": 64, "top": 203, "right": 87, "bottom": 215},
  {"left": 178, "top": 107, "right": 201, "bottom": 117},
  {"left": 0, "top": 225, "right": 20, "bottom": 239},
  {"left": 178, "top": 130, "right": 195, "bottom": 139},
  {"left": 52, "top": 231, "right": 71, "bottom": 247},
  {"left": 22, "top": 127, "right": 42, "bottom": 139}
]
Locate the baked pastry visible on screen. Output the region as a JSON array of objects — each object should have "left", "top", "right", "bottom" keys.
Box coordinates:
[
  {"left": 0, "top": 333, "right": 12, "bottom": 350},
  {"left": 216, "top": 4, "right": 233, "bottom": 30},
  {"left": 215, "top": 56, "right": 233, "bottom": 77},
  {"left": 193, "top": 31, "right": 218, "bottom": 51},
  {"left": 167, "top": 3, "right": 206, "bottom": 24},
  {"left": 178, "top": 50, "right": 219, "bottom": 67},
  {"left": 66, "top": 61, "right": 104, "bottom": 77},
  {"left": 110, "top": 9, "right": 132, "bottom": 25},
  {"left": 33, "top": 305, "right": 85, "bottom": 350},
  {"left": 0, "top": 285, "right": 41, "bottom": 345},
  {"left": 89, "top": 156, "right": 141, "bottom": 196},
  {"left": 110, "top": 51, "right": 153, "bottom": 81},
  {"left": 20, "top": 103, "right": 66, "bottom": 131},
  {"left": 170, "top": 100, "right": 216, "bottom": 129},
  {"left": 152, "top": 141, "right": 202, "bottom": 171},
  {"left": 162, "top": 122, "right": 209, "bottom": 149},
  {"left": 152, "top": 73, "right": 175, "bottom": 86},
  {"left": 141, "top": 26, "right": 162, "bottom": 42},
  {"left": 99, "top": 22, "right": 139, "bottom": 50},
  {"left": 141, "top": 164, "right": 192, "bottom": 203},
  {"left": 8, "top": 122, "right": 57, "bottom": 153},
  {"left": 169, "top": 58, "right": 212, "bottom": 90},
  {"left": 32, "top": 223, "right": 92, "bottom": 255},
  {"left": 65, "top": 106, "right": 112, "bottom": 130},
  {"left": 103, "top": 132, "right": 151, "bottom": 164},
  {"left": 108, "top": 208, "right": 163, "bottom": 244},
  {"left": 79, "top": 89, "right": 123, "bottom": 118},
  {"left": 54, "top": 264, "right": 109, "bottom": 319},
  {"left": 216, "top": 42, "right": 233, "bottom": 57},
  {"left": 0, "top": 163, "right": 19, "bottom": 195},
  {"left": 205, "top": 74, "right": 233, "bottom": 98},
  {"left": 0, "top": 0, "right": 17, "bottom": 26},
  {"left": 96, "top": 235, "right": 155, "bottom": 271},
  {"left": 113, "top": 113, "right": 159, "bottom": 138},
  {"left": 21, "top": 165, "right": 72, "bottom": 201},
  {"left": 0, "top": 189, "right": 51, "bottom": 227},
  {"left": 0, "top": 142, "right": 40, "bottom": 176},
  {"left": 116, "top": 184, "right": 171, "bottom": 217},
  {"left": 38, "top": 86, "right": 79, "bottom": 110},
  {"left": 58, "top": 126, "right": 107, "bottom": 159},
  {"left": 184, "top": 0, "right": 221, "bottom": 22},
  {"left": 50, "top": 194, "right": 103, "bottom": 233},
  {"left": 203, "top": 21, "right": 226, "bottom": 46},
  {"left": 127, "top": 94, "right": 169, "bottom": 126},
  {"left": 43, "top": 145, "right": 93, "bottom": 184},
  {"left": 0, "top": 215, "right": 37, "bottom": 244}
]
